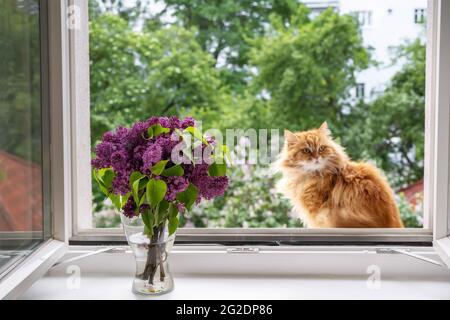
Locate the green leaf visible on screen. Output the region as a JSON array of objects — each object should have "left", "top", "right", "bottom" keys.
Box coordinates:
[
  {"left": 147, "top": 126, "right": 154, "bottom": 139},
  {"left": 146, "top": 179, "right": 167, "bottom": 209},
  {"left": 129, "top": 171, "right": 144, "bottom": 187},
  {"left": 142, "top": 210, "right": 154, "bottom": 236},
  {"left": 208, "top": 161, "right": 227, "bottom": 176},
  {"left": 168, "top": 215, "right": 179, "bottom": 236},
  {"left": 109, "top": 194, "right": 121, "bottom": 210},
  {"left": 162, "top": 164, "right": 184, "bottom": 177},
  {"left": 93, "top": 169, "right": 109, "bottom": 196},
  {"left": 144, "top": 225, "right": 153, "bottom": 237},
  {"left": 158, "top": 199, "right": 170, "bottom": 215},
  {"left": 185, "top": 126, "right": 208, "bottom": 145},
  {"left": 156, "top": 200, "right": 170, "bottom": 224},
  {"left": 102, "top": 169, "right": 115, "bottom": 188},
  {"left": 139, "top": 193, "right": 146, "bottom": 207},
  {"left": 132, "top": 179, "right": 142, "bottom": 205},
  {"left": 138, "top": 177, "right": 148, "bottom": 190},
  {"left": 151, "top": 160, "right": 169, "bottom": 175},
  {"left": 151, "top": 124, "right": 170, "bottom": 138},
  {"left": 176, "top": 183, "right": 198, "bottom": 210},
  {"left": 168, "top": 202, "right": 178, "bottom": 219},
  {"left": 120, "top": 193, "right": 131, "bottom": 209},
  {"left": 93, "top": 168, "right": 116, "bottom": 195},
  {"left": 168, "top": 203, "right": 179, "bottom": 235}
]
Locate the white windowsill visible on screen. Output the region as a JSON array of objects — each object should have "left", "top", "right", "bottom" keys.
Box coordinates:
[{"left": 20, "top": 245, "right": 450, "bottom": 300}]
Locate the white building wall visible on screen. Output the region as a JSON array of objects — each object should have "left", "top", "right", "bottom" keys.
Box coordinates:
[
  {"left": 340, "top": 0, "right": 427, "bottom": 100},
  {"left": 302, "top": 0, "right": 427, "bottom": 101}
]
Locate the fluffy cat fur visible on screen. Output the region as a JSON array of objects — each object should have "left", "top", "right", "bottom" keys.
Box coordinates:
[{"left": 275, "top": 122, "right": 403, "bottom": 228}]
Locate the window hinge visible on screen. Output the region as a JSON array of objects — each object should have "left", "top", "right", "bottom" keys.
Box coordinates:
[
  {"left": 51, "top": 247, "right": 127, "bottom": 269},
  {"left": 227, "top": 247, "right": 260, "bottom": 254},
  {"left": 376, "top": 248, "right": 444, "bottom": 267}
]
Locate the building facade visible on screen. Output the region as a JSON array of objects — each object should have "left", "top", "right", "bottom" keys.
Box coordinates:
[{"left": 302, "top": 0, "right": 427, "bottom": 101}]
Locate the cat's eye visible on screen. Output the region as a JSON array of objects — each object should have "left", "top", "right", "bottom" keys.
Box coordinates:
[
  {"left": 319, "top": 146, "right": 326, "bottom": 152},
  {"left": 302, "top": 148, "right": 311, "bottom": 154}
]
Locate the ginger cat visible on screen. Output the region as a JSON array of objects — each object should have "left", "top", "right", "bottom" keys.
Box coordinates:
[{"left": 275, "top": 122, "right": 403, "bottom": 228}]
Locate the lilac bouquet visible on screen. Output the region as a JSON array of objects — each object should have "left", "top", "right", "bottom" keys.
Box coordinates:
[{"left": 92, "top": 116, "right": 228, "bottom": 287}]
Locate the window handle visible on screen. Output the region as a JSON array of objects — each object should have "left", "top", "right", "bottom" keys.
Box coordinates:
[{"left": 226, "top": 247, "right": 260, "bottom": 254}]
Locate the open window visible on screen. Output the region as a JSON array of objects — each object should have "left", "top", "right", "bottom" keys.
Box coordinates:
[
  {"left": 66, "top": 0, "right": 440, "bottom": 246},
  {"left": 429, "top": 0, "right": 450, "bottom": 267},
  {"left": 0, "top": 0, "right": 70, "bottom": 299},
  {"left": 1, "top": 0, "right": 448, "bottom": 283}
]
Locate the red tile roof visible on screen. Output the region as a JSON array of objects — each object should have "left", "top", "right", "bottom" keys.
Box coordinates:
[
  {"left": 398, "top": 179, "right": 423, "bottom": 207},
  {"left": 0, "top": 150, "right": 42, "bottom": 231}
]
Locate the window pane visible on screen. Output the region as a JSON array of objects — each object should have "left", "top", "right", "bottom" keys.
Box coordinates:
[
  {"left": 0, "top": 0, "right": 48, "bottom": 278},
  {"left": 89, "top": 0, "right": 426, "bottom": 229}
]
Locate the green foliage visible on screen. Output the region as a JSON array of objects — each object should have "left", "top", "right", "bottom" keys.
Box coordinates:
[
  {"left": 160, "top": 0, "right": 298, "bottom": 91},
  {"left": 89, "top": 0, "right": 425, "bottom": 228},
  {"left": 89, "top": 13, "right": 223, "bottom": 144},
  {"left": 397, "top": 193, "right": 423, "bottom": 228},
  {"left": 146, "top": 179, "right": 167, "bottom": 209},
  {"left": 343, "top": 39, "right": 425, "bottom": 187},
  {"left": 176, "top": 183, "right": 198, "bottom": 210},
  {"left": 185, "top": 164, "right": 303, "bottom": 228},
  {"left": 162, "top": 164, "right": 184, "bottom": 177},
  {"left": 248, "top": 7, "right": 369, "bottom": 131},
  {"left": 168, "top": 203, "right": 179, "bottom": 235},
  {"left": 0, "top": 1, "right": 42, "bottom": 163}
]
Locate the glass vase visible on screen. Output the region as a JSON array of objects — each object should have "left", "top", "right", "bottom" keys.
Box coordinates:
[{"left": 121, "top": 214, "right": 175, "bottom": 295}]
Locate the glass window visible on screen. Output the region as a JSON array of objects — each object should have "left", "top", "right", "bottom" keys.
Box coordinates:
[
  {"left": 88, "top": 0, "right": 427, "bottom": 230},
  {"left": 0, "top": 0, "right": 50, "bottom": 278},
  {"left": 356, "top": 83, "right": 365, "bottom": 99},
  {"left": 414, "top": 8, "right": 426, "bottom": 24},
  {"left": 352, "top": 10, "right": 373, "bottom": 26}
]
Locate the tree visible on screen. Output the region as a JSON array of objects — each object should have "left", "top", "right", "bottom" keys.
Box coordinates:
[
  {"left": 158, "top": 0, "right": 298, "bottom": 92},
  {"left": 0, "top": 1, "right": 42, "bottom": 163},
  {"left": 344, "top": 39, "right": 425, "bottom": 187},
  {"left": 89, "top": 13, "right": 223, "bottom": 143},
  {"left": 89, "top": 0, "right": 152, "bottom": 23},
  {"left": 248, "top": 6, "right": 369, "bottom": 132}
]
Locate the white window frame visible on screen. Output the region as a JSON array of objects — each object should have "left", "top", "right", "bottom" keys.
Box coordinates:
[
  {"left": 0, "top": 0, "right": 71, "bottom": 299},
  {"left": 66, "top": 0, "right": 449, "bottom": 257},
  {"left": 428, "top": 0, "right": 450, "bottom": 267}
]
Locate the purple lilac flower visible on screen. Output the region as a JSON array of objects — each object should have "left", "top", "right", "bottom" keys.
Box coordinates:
[
  {"left": 123, "top": 197, "right": 136, "bottom": 218},
  {"left": 180, "top": 117, "right": 195, "bottom": 129},
  {"left": 199, "top": 176, "right": 229, "bottom": 200},
  {"left": 186, "top": 164, "right": 228, "bottom": 201},
  {"left": 111, "top": 150, "right": 128, "bottom": 171},
  {"left": 176, "top": 202, "right": 186, "bottom": 213},
  {"left": 142, "top": 143, "right": 163, "bottom": 169},
  {"left": 112, "top": 172, "right": 130, "bottom": 195},
  {"left": 165, "top": 176, "right": 189, "bottom": 201},
  {"left": 91, "top": 116, "right": 229, "bottom": 216}
]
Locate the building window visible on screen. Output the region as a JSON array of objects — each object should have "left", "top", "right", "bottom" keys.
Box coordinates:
[
  {"left": 352, "top": 11, "right": 373, "bottom": 26},
  {"left": 414, "top": 8, "right": 426, "bottom": 24},
  {"left": 356, "top": 83, "right": 365, "bottom": 99}
]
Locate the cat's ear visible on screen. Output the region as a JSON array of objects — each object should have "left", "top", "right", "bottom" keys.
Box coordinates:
[
  {"left": 284, "top": 130, "right": 298, "bottom": 145},
  {"left": 319, "top": 121, "right": 331, "bottom": 135}
]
